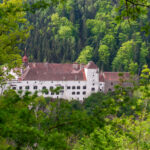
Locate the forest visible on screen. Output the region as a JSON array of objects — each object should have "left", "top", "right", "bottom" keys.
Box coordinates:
[
  {"left": 23, "top": 0, "right": 150, "bottom": 73},
  {"left": 1, "top": 67, "right": 150, "bottom": 149},
  {"left": 0, "top": 0, "right": 150, "bottom": 149}
]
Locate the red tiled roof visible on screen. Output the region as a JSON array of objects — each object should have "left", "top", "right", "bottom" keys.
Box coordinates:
[
  {"left": 99, "top": 73, "right": 104, "bottom": 82},
  {"left": 22, "top": 63, "right": 86, "bottom": 81},
  {"left": 103, "top": 72, "right": 130, "bottom": 82},
  {"left": 86, "top": 61, "right": 98, "bottom": 69}
]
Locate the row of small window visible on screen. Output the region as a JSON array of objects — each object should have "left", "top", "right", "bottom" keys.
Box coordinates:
[
  {"left": 40, "top": 92, "right": 61, "bottom": 95},
  {"left": 67, "top": 86, "right": 86, "bottom": 90},
  {"left": 72, "top": 91, "right": 86, "bottom": 95},
  {"left": 13, "top": 86, "right": 63, "bottom": 90},
  {"left": 13, "top": 86, "right": 87, "bottom": 90},
  {"left": 13, "top": 86, "right": 95, "bottom": 92}
]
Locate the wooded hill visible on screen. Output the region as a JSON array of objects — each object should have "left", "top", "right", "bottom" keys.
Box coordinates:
[{"left": 23, "top": 0, "right": 150, "bottom": 72}]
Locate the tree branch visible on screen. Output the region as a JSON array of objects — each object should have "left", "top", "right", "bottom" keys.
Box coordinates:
[{"left": 126, "top": 0, "right": 150, "bottom": 8}]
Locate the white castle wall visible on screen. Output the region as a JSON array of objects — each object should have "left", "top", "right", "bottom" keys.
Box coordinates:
[
  {"left": 7, "top": 80, "right": 99, "bottom": 101},
  {"left": 1, "top": 65, "right": 105, "bottom": 101}
]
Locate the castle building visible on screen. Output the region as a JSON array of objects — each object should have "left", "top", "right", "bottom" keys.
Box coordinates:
[{"left": 4, "top": 54, "right": 130, "bottom": 101}]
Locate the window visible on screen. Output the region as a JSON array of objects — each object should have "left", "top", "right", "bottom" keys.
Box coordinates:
[
  {"left": 93, "top": 83, "right": 95, "bottom": 86},
  {"left": 50, "top": 86, "right": 53, "bottom": 89},
  {"left": 51, "top": 93, "right": 54, "bottom": 95},
  {"left": 34, "top": 86, "right": 38, "bottom": 89},
  {"left": 19, "top": 86, "right": 22, "bottom": 90},
  {"left": 67, "top": 86, "right": 70, "bottom": 89},
  {"left": 42, "top": 86, "right": 46, "bottom": 89},
  {"left": 83, "top": 86, "right": 86, "bottom": 89},
  {"left": 72, "top": 86, "right": 75, "bottom": 89},
  {"left": 111, "top": 82, "right": 113, "bottom": 86},
  {"left": 83, "top": 91, "right": 86, "bottom": 95},
  {"left": 45, "top": 92, "right": 48, "bottom": 95},
  {"left": 108, "top": 88, "right": 112, "bottom": 91},
  {"left": 77, "top": 86, "right": 80, "bottom": 89},
  {"left": 72, "top": 92, "right": 75, "bottom": 95},
  {"left": 91, "top": 88, "right": 95, "bottom": 91},
  {"left": 61, "top": 86, "right": 64, "bottom": 89},
  {"left": 77, "top": 92, "right": 80, "bottom": 95},
  {"left": 12, "top": 87, "right": 16, "bottom": 90},
  {"left": 56, "top": 92, "right": 59, "bottom": 95},
  {"left": 25, "top": 86, "right": 29, "bottom": 90}
]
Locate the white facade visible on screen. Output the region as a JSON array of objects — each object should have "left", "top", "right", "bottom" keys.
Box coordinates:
[
  {"left": 7, "top": 76, "right": 103, "bottom": 101},
  {"left": 1, "top": 61, "right": 105, "bottom": 101},
  {"left": 1, "top": 61, "right": 130, "bottom": 100}
]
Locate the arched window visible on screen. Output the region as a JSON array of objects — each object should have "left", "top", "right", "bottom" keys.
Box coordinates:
[{"left": 42, "top": 86, "right": 46, "bottom": 89}]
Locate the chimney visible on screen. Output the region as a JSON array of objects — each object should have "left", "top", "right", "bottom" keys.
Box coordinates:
[
  {"left": 73, "top": 62, "right": 79, "bottom": 70},
  {"left": 80, "top": 63, "right": 84, "bottom": 70}
]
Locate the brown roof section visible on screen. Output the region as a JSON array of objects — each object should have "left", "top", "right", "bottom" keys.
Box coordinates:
[
  {"left": 102, "top": 72, "right": 130, "bottom": 82},
  {"left": 99, "top": 73, "right": 104, "bottom": 82},
  {"left": 22, "top": 63, "right": 86, "bottom": 81},
  {"left": 86, "top": 61, "right": 98, "bottom": 69}
]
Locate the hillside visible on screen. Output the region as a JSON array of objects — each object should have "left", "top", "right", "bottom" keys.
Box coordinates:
[{"left": 23, "top": 0, "right": 150, "bottom": 72}]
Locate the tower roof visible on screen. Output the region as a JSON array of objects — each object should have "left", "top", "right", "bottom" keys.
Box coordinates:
[
  {"left": 22, "top": 48, "right": 28, "bottom": 63},
  {"left": 86, "top": 61, "right": 98, "bottom": 69},
  {"left": 22, "top": 55, "right": 28, "bottom": 63}
]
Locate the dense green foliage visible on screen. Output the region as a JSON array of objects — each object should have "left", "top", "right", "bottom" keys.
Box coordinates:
[
  {"left": 24, "top": 0, "right": 150, "bottom": 71},
  {"left": 0, "top": 0, "right": 31, "bottom": 93},
  {"left": 1, "top": 66, "right": 150, "bottom": 149},
  {"left": 1, "top": 0, "right": 150, "bottom": 149},
  {"left": 0, "top": 0, "right": 30, "bottom": 68}
]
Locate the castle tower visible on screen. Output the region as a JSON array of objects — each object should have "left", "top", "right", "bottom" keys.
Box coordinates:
[
  {"left": 22, "top": 48, "right": 28, "bottom": 67},
  {"left": 84, "top": 61, "right": 99, "bottom": 96}
]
